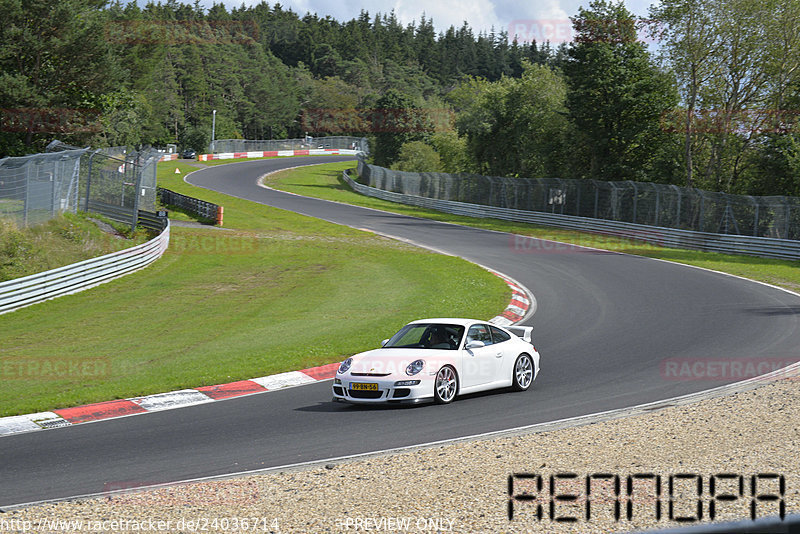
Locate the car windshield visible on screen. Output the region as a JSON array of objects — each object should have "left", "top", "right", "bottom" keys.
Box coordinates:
[{"left": 384, "top": 323, "right": 465, "bottom": 350}]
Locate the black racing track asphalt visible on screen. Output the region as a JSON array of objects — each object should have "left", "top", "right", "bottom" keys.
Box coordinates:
[{"left": 2, "top": 156, "right": 800, "bottom": 508}]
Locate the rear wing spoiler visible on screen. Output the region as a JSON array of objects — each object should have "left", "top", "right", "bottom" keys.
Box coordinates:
[{"left": 507, "top": 325, "right": 533, "bottom": 344}]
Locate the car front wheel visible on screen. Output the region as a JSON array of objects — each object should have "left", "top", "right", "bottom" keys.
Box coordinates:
[
  {"left": 512, "top": 353, "right": 534, "bottom": 391},
  {"left": 434, "top": 365, "right": 458, "bottom": 404}
]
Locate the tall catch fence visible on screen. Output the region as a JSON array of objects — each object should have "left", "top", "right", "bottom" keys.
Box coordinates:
[
  {"left": 0, "top": 141, "right": 160, "bottom": 230},
  {"left": 211, "top": 136, "right": 369, "bottom": 154},
  {"left": 0, "top": 149, "right": 87, "bottom": 227},
  {"left": 81, "top": 145, "right": 160, "bottom": 229},
  {"left": 357, "top": 161, "right": 800, "bottom": 240}
]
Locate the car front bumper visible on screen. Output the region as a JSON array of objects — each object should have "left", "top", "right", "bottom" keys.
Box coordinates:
[{"left": 332, "top": 375, "right": 434, "bottom": 404}]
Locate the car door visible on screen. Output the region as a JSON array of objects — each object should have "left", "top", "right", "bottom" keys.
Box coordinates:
[
  {"left": 489, "top": 325, "right": 515, "bottom": 383},
  {"left": 461, "top": 324, "right": 503, "bottom": 388}
]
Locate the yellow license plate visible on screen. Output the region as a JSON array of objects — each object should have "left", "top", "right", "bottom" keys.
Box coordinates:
[{"left": 350, "top": 382, "right": 378, "bottom": 391}]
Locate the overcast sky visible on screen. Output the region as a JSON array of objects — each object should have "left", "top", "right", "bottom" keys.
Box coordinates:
[{"left": 220, "top": 0, "right": 658, "bottom": 43}]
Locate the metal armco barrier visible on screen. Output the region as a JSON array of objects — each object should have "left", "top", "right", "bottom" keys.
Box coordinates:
[
  {"left": 343, "top": 170, "right": 800, "bottom": 261},
  {"left": 211, "top": 136, "right": 368, "bottom": 154},
  {"left": 87, "top": 201, "right": 167, "bottom": 232},
  {"left": 87, "top": 200, "right": 133, "bottom": 224},
  {"left": 0, "top": 221, "right": 170, "bottom": 315},
  {"left": 137, "top": 209, "right": 169, "bottom": 231},
  {"left": 157, "top": 187, "right": 222, "bottom": 224}
]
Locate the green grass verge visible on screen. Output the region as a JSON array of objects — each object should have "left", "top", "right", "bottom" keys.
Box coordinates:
[
  {"left": 0, "top": 212, "right": 148, "bottom": 282},
  {"left": 263, "top": 162, "right": 800, "bottom": 294},
  {"left": 156, "top": 156, "right": 343, "bottom": 223},
  {"left": 0, "top": 159, "right": 509, "bottom": 417}
]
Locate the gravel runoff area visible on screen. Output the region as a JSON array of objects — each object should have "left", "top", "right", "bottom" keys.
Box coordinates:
[{"left": 3, "top": 372, "right": 799, "bottom": 533}]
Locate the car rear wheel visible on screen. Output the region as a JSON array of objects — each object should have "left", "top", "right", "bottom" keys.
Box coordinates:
[
  {"left": 512, "top": 353, "right": 534, "bottom": 391},
  {"left": 434, "top": 365, "right": 458, "bottom": 404}
]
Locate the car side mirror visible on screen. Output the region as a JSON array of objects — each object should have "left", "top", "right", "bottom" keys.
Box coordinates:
[
  {"left": 466, "top": 340, "right": 485, "bottom": 350},
  {"left": 380, "top": 339, "right": 389, "bottom": 347}
]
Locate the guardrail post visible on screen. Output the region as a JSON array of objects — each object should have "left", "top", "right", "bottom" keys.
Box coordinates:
[
  {"left": 654, "top": 187, "right": 660, "bottom": 226},
  {"left": 751, "top": 196, "right": 759, "bottom": 237},
  {"left": 699, "top": 190, "right": 705, "bottom": 233},
  {"left": 629, "top": 181, "right": 638, "bottom": 224},
  {"left": 51, "top": 170, "right": 58, "bottom": 218},
  {"left": 785, "top": 199, "right": 791, "bottom": 239},
  {"left": 157, "top": 210, "right": 168, "bottom": 230},
  {"left": 131, "top": 155, "right": 142, "bottom": 232},
  {"left": 23, "top": 160, "right": 31, "bottom": 226},
  {"left": 610, "top": 183, "right": 620, "bottom": 220}
]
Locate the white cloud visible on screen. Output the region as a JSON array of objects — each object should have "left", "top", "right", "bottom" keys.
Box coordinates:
[
  {"left": 391, "top": 0, "right": 502, "bottom": 32},
  {"left": 227, "top": 0, "right": 656, "bottom": 36}
]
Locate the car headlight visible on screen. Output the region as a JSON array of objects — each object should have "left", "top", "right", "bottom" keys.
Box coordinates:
[
  {"left": 338, "top": 358, "right": 353, "bottom": 374},
  {"left": 406, "top": 359, "right": 425, "bottom": 376}
]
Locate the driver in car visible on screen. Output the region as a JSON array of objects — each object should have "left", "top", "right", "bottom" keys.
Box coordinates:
[{"left": 428, "top": 327, "right": 452, "bottom": 349}]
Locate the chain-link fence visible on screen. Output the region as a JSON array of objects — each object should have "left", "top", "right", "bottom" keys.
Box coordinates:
[
  {"left": 0, "top": 142, "right": 160, "bottom": 229},
  {"left": 357, "top": 160, "right": 800, "bottom": 240},
  {"left": 80, "top": 146, "right": 159, "bottom": 228},
  {"left": 0, "top": 149, "right": 87, "bottom": 226},
  {"left": 210, "top": 136, "right": 369, "bottom": 154}
]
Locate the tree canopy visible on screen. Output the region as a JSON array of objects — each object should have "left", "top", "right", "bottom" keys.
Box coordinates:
[{"left": 1, "top": 0, "right": 798, "bottom": 198}]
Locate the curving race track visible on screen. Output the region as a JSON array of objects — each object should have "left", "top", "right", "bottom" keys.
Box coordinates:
[{"left": 2, "top": 156, "right": 800, "bottom": 508}]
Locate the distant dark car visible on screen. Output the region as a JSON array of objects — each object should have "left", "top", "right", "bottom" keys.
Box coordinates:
[{"left": 181, "top": 149, "right": 197, "bottom": 159}]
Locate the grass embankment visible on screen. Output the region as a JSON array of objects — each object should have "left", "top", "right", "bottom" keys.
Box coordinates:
[
  {"left": 0, "top": 158, "right": 508, "bottom": 417},
  {"left": 156, "top": 155, "right": 343, "bottom": 222},
  {"left": 263, "top": 162, "right": 800, "bottom": 293},
  {"left": 0, "top": 212, "right": 148, "bottom": 282}
]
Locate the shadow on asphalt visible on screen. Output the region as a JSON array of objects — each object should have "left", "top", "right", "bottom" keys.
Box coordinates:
[{"left": 294, "top": 387, "right": 521, "bottom": 413}]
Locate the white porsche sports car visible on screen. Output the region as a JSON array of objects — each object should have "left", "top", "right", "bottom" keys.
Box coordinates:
[{"left": 332, "top": 318, "right": 540, "bottom": 404}]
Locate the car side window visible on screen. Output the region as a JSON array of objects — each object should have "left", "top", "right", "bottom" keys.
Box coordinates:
[
  {"left": 466, "top": 324, "right": 493, "bottom": 346},
  {"left": 490, "top": 326, "right": 511, "bottom": 344}
]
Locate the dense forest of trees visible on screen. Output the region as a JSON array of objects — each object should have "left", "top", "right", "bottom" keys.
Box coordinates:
[{"left": 1, "top": 0, "right": 798, "bottom": 196}]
